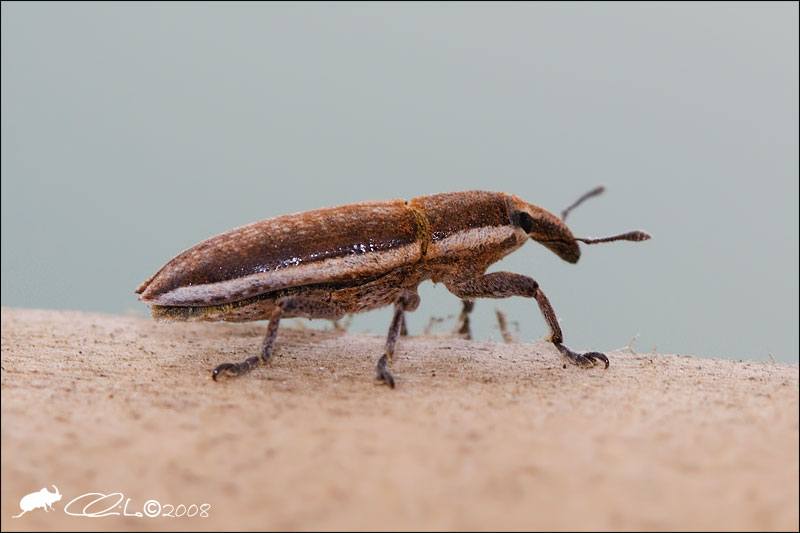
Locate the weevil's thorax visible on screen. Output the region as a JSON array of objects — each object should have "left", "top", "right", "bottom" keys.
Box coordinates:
[{"left": 409, "top": 191, "right": 528, "bottom": 283}]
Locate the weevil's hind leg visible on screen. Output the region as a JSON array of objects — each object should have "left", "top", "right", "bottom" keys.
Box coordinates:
[
  {"left": 211, "top": 307, "right": 279, "bottom": 380},
  {"left": 212, "top": 296, "right": 344, "bottom": 381},
  {"left": 446, "top": 272, "right": 609, "bottom": 369},
  {"left": 376, "top": 290, "right": 420, "bottom": 388},
  {"left": 451, "top": 299, "right": 475, "bottom": 339}
]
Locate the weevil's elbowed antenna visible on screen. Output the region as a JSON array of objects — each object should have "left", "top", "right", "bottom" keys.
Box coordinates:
[
  {"left": 562, "top": 185, "right": 652, "bottom": 244},
  {"left": 576, "top": 231, "right": 651, "bottom": 244},
  {"left": 561, "top": 185, "right": 605, "bottom": 221}
]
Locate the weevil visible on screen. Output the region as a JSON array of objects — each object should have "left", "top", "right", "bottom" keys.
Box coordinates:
[{"left": 136, "top": 187, "right": 650, "bottom": 387}]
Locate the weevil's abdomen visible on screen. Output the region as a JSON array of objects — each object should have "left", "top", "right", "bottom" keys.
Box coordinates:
[
  {"left": 137, "top": 200, "right": 423, "bottom": 307},
  {"left": 409, "top": 191, "right": 527, "bottom": 282}
]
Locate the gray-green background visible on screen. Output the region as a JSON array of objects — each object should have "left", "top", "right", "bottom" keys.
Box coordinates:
[{"left": 2, "top": 2, "right": 798, "bottom": 363}]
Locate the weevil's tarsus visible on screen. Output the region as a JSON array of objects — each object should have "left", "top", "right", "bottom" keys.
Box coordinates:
[
  {"left": 529, "top": 279, "right": 609, "bottom": 368},
  {"left": 212, "top": 356, "right": 261, "bottom": 380},
  {"left": 556, "top": 345, "right": 610, "bottom": 368},
  {"left": 447, "top": 272, "right": 610, "bottom": 369},
  {"left": 577, "top": 230, "right": 652, "bottom": 245},
  {"left": 561, "top": 185, "right": 606, "bottom": 221},
  {"left": 375, "top": 351, "right": 395, "bottom": 388},
  {"left": 212, "top": 304, "right": 282, "bottom": 381},
  {"left": 376, "top": 290, "right": 420, "bottom": 388}
]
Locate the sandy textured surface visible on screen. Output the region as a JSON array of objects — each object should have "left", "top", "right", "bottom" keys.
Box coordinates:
[{"left": 1, "top": 308, "right": 798, "bottom": 531}]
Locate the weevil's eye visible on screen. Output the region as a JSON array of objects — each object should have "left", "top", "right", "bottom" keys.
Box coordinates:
[{"left": 515, "top": 211, "right": 535, "bottom": 233}]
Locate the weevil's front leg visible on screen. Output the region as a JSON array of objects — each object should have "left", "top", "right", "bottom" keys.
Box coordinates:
[
  {"left": 212, "top": 296, "right": 344, "bottom": 380},
  {"left": 376, "top": 290, "right": 420, "bottom": 388},
  {"left": 447, "top": 272, "right": 609, "bottom": 368},
  {"left": 451, "top": 299, "right": 475, "bottom": 339}
]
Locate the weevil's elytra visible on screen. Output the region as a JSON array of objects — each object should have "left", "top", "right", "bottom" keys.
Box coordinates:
[{"left": 136, "top": 189, "right": 651, "bottom": 387}]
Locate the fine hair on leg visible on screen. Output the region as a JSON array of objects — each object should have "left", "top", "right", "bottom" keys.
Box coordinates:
[
  {"left": 447, "top": 272, "right": 609, "bottom": 368},
  {"left": 212, "top": 296, "right": 344, "bottom": 381},
  {"left": 376, "top": 290, "right": 420, "bottom": 388}
]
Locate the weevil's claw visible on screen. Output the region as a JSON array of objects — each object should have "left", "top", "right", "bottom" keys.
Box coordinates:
[
  {"left": 556, "top": 344, "right": 610, "bottom": 369},
  {"left": 375, "top": 354, "right": 396, "bottom": 388},
  {"left": 212, "top": 363, "right": 236, "bottom": 381},
  {"left": 212, "top": 356, "right": 260, "bottom": 381},
  {"left": 583, "top": 351, "right": 610, "bottom": 369}
]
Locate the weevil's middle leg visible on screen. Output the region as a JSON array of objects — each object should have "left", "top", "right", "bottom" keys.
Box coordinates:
[
  {"left": 447, "top": 272, "right": 609, "bottom": 369},
  {"left": 399, "top": 313, "right": 409, "bottom": 337},
  {"left": 451, "top": 299, "right": 475, "bottom": 339},
  {"left": 376, "top": 290, "right": 420, "bottom": 388},
  {"left": 212, "top": 296, "right": 344, "bottom": 381},
  {"left": 495, "top": 308, "right": 519, "bottom": 343},
  {"left": 331, "top": 315, "right": 353, "bottom": 332}
]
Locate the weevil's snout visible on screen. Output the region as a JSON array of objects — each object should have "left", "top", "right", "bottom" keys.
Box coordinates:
[
  {"left": 540, "top": 238, "right": 581, "bottom": 263},
  {"left": 510, "top": 199, "right": 581, "bottom": 263}
]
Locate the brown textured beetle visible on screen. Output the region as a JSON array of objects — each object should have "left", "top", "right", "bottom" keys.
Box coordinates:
[{"left": 136, "top": 188, "right": 650, "bottom": 387}]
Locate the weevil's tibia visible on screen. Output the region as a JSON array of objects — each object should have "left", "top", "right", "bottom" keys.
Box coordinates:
[
  {"left": 399, "top": 314, "right": 409, "bottom": 337},
  {"left": 212, "top": 296, "right": 344, "bottom": 381},
  {"left": 452, "top": 299, "right": 475, "bottom": 339},
  {"left": 376, "top": 290, "right": 420, "bottom": 388},
  {"left": 446, "top": 272, "right": 609, "bottom": 368}
]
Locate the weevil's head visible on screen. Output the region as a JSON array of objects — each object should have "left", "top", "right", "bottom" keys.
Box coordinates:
[
  {"left": 507, "top": 196, "right": 582, "bottom": 263},
  {"left": 506, "top": 191, "right": 651, "bottom": 264}
]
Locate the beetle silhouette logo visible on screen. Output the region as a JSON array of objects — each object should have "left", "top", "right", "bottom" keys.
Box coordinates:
[{"left": 12, "top": 485, "right": 62, "bottom": 518}]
